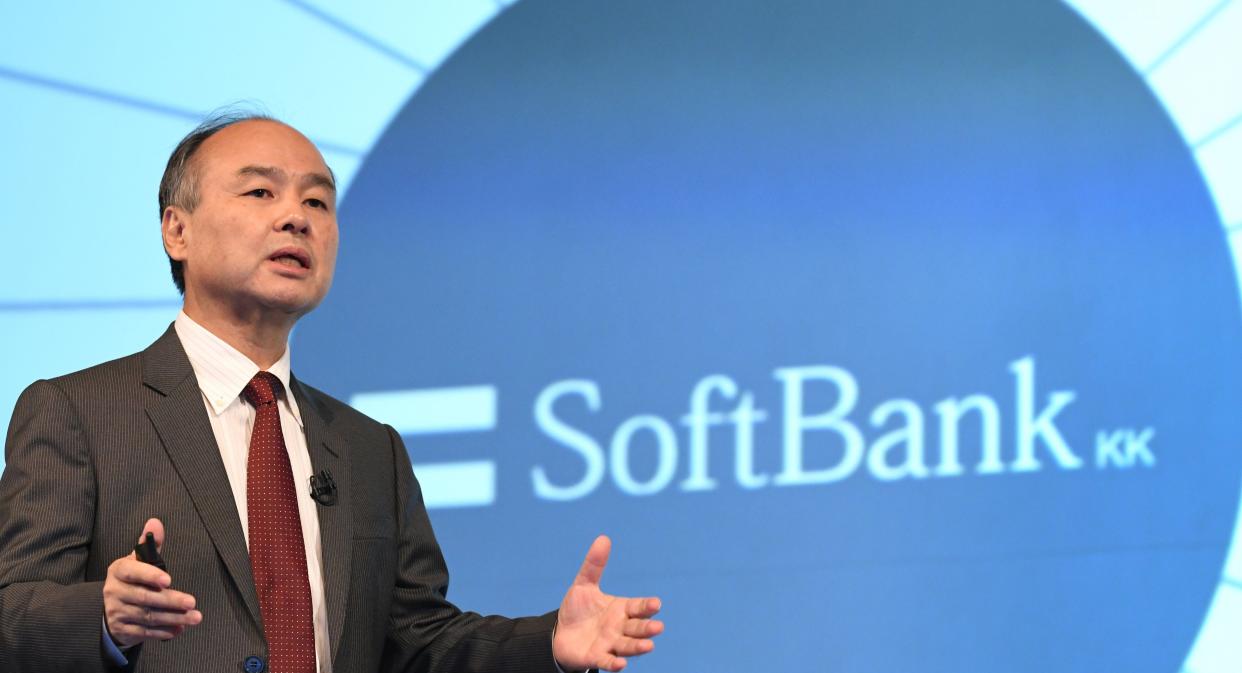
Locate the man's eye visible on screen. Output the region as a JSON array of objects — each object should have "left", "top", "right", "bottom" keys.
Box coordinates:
[
  {"left": 246, "top": 188, "right": 272, "bottom": 198},
  {"left": 305, "top": 198, "right": 328, "bottom": 210}
]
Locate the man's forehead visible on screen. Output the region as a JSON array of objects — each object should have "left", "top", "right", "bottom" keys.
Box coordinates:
[{"left": 197, "top": 119, "right": 329, "bottom": 177}]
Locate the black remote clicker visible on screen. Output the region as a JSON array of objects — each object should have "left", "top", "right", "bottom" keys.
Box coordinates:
[{"left": 133, "top": 532, "right": 167, "bottom": 572}]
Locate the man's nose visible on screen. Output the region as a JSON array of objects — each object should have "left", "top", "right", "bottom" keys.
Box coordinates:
[{"left": 278, "top": 204, "right": 311, "bottom": 234}]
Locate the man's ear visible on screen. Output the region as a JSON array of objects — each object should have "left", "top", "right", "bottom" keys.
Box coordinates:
[{"left": 162, "top": 206, "right": 189, "bottom": 262}]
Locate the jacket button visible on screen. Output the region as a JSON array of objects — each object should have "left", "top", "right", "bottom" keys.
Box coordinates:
[{"left": 243, "top": 656, "right": 266, "bottom": 673}]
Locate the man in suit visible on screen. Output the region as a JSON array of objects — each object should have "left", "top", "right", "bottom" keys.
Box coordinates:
[{"left": 0, "top": 113, "right": 664, "bottom": 673}]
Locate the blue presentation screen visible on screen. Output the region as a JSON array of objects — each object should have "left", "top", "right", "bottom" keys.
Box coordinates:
[{"left": 6, "top": 1, "right": 1242, "bottom": 671}]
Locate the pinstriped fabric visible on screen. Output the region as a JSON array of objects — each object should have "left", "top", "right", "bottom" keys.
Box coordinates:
[
  {"left": 0, "top": 324, "right": 560, "bottom": 673},
  {"left": 0, "top": 377, "right": 113, "bottom": 673},
  {"left": 2, "top": 341, "right": 268, "bottom": 673}
]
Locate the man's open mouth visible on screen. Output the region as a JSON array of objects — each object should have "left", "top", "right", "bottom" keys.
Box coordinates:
[{"left": 269, "top": 248, "right": 310, "bottom": 269}]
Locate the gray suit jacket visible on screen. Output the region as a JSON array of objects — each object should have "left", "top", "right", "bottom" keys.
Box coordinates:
[{"left": 0, "top": 325, "right": 558, "bottom": 673}]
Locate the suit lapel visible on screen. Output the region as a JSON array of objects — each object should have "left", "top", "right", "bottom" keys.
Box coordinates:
[
  {"left": 292, "top": 376, "right": 353, "bottom": 662},
  {"left": 141, "top": 325, "right": 264, "bottom": 632}
]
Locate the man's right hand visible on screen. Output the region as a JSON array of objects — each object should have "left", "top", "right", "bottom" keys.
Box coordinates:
[{"left": 103, "top": 518, "right": 202, "bottom": 647}]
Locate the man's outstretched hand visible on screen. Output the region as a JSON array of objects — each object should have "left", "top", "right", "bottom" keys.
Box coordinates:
[
  {"left": 103, "top": 518, "right": 202, "bottom": 647},
  {"left": 553, "top": 536, "right": 664, "bottom": 672}
]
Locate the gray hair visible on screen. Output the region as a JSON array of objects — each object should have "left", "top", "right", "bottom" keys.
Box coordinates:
[{"left": 159, "top": 109, "right": 276, "bottom": 294}]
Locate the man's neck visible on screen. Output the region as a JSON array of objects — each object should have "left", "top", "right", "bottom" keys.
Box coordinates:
[{"left": 180, "top": 302, "right": 294, "bottom": 370}]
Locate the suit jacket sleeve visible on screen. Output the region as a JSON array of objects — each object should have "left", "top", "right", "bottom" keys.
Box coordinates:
[
  {"left": 378, "top": 425, "right": 560, "bottom": 673},
  {"left": 0, "top": 380, "right": 116, "bottom": 673}
]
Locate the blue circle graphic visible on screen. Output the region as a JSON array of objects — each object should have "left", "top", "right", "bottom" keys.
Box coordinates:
[{"left": 297, "top": 1, "right": 1242, "bottom": 670}]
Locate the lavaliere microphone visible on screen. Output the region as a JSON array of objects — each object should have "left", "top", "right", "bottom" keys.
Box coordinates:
[{"left": 309, "top": 469, "right": 338, "bottom": 506}]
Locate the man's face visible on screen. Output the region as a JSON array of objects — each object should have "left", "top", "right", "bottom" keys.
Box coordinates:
[{"left": 168, "top": 120, "right": 339, "bottom": 322}]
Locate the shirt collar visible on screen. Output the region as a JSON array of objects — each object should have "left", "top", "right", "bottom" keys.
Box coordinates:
[{"left": 174, "top": 311, "right": 303, "bottom": 427}]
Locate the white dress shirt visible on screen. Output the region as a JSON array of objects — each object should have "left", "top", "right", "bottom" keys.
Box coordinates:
[{"left": 175, "top": 311, "right": 332, "bottom": 672}]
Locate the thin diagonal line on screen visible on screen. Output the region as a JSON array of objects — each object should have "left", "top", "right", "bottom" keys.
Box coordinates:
[
  {"left": 0, "top": 64, "right": 203, "bottom": 121},
  {"left": 275, "top": 0, "right": 431, "bottom": 74},
  {"left": 0, "top": 64, "right": 365, "bottom": 157},
  {"left": 1193, "top": 111, "right": 1242, "bottom": 149},
  {"left": 1141, "top": 0, "right": 1233, "bottom": 75}
]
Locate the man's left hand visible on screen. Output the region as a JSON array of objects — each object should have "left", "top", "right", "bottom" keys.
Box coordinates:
[{"left": 553, "top": 535, "right": 664, "bottom": 672}]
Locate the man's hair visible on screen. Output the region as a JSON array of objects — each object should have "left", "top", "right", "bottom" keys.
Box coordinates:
[{"left": 159, "top": 110, "right": 276, "bottom": 294}]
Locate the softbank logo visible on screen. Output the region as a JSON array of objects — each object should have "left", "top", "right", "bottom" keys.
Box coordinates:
[{"left": 351, "top": 357, "right": 1155, "bottom": 509}]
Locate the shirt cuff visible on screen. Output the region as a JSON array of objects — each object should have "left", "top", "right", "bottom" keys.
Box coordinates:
[{"left": 101, "top": 615, "right": 130, "bottom": 667}]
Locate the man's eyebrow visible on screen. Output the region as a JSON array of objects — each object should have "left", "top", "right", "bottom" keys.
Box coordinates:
[
  {"left": 235, "top": 165, "right": 335, "bottom": 193},
  {"left": 300, "top": 172, "right": 337, "bottom": 193},
  {"left": 236, "top": 165, "right": 285, "bottom": 182}
]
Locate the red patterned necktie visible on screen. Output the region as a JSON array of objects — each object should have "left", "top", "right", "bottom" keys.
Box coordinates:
[{"left": 243, "top": 372, "right": 316, "bottom": 673}]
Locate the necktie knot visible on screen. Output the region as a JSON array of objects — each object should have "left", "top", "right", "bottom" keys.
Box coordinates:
[{"left": 242, "top": 371, "right": 282, "bottom": 408}]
